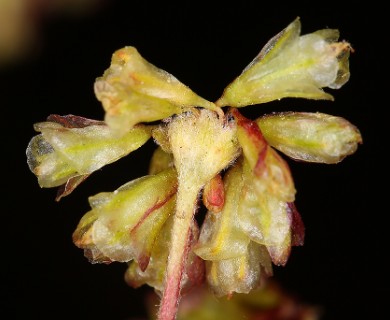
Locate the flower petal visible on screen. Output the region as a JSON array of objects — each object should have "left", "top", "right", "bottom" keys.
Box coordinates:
[
  {"left": 27, "top": 133, "right": 79, "bottom": 188},
  {"left": 238, "top": 161, "right": 293, "bottom": 266}
]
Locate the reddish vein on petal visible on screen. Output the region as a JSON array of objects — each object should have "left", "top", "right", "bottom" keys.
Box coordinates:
[{"left": 130, "top": 185, "right": 178, "bottom": 271}]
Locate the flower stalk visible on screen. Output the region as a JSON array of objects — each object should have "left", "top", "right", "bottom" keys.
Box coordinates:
[
  {"left": 158, "top": 108, "right": 239, "bottom": 319},
  {"left": 158, "top": 184, "right": 199, "bottom": 320}
]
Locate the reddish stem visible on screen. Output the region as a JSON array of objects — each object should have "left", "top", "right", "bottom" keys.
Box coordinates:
[
  {"left": 158, "top": 230, "right": 191, "bottom": 320},
  {"left": 157, "top": 185, "right": 199, "bottom": 320}
]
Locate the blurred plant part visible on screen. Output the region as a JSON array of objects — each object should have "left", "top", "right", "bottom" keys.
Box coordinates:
[
  {"left": 0, "top": 0, "right": 35, "bottom": 65},
  {"left": 0, "top": 0, "right": 105, "bottom": 67},
  {"left": 142, "top": 280, "right": 321, "bottom": 320},
  {"left": 26, "top": 17, "right": 362, "bottom": 320}
]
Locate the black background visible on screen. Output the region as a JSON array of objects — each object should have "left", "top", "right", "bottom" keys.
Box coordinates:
[{"left": 2, "top": 1, "right": 382, "bottom": 319}]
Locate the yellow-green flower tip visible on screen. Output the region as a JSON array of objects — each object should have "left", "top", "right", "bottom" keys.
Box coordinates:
[{"left": 216, "top": 17, "right": 352, "bottom": 108}]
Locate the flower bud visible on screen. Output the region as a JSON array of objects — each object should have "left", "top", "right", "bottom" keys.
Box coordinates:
[
  {"left": 202, "top": 174, "right": 225, "bottom": 213},
  {"left": 257, "top": 112, "right": 363, "bottom": 163}
]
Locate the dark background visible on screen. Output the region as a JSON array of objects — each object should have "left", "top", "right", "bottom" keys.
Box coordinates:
[{"left": 2, "top": 1, "right": 382, "bottom": 319}]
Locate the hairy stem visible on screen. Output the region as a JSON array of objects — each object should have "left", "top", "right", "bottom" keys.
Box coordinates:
[{"left": 157, "top": 183, "right": 200, "bottom": 320}]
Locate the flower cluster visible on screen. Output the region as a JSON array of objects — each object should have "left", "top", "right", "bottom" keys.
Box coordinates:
[{"left": 26, "top": 17, "right": 362, "bottom": 320}]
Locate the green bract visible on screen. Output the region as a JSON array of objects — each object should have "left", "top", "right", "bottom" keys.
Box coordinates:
[{"left": 26, "top": 18, "right": 362, "bottom": 320}]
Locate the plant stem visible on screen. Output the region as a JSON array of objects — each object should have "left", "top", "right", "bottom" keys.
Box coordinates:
[{"left": 157, "top": 183, "right": 200, "bottom": 320}]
